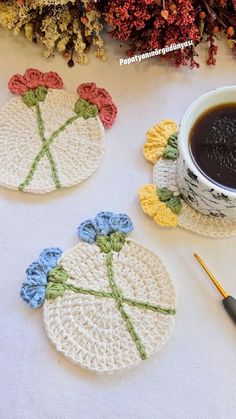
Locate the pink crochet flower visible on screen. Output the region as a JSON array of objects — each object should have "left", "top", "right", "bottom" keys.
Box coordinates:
[
  {"left": 77, "top": 82, "right": 117, "bottom": 128},
  {"left": 43, "top": 72, "right": 64, "bottom": 89},
  {"left": 24, "top": 68, "right": 44, "bottom": 89},
  {"left": 8, "top": 74, "right": 28, "bottom": 95},
  {"left": 90, "top": 88, "right": 113, "bottom": 107},
  {"left": 8, "top": 68, "right": 64, "bottom": 96},
  {"left": 99, "top": 103, "right": 118, "bottom": 128},
  {"left": 77, "top": 83, "right": 98, "bottom": 102}
]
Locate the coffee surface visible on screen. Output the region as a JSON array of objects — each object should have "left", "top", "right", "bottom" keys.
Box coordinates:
[{"left": 189, "top": 103, "right": 236, "bottom": 190}]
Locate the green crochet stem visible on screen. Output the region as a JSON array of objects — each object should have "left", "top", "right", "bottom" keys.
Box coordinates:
[
  {"left": 19, "top": 111, "right": 79, "bottom": 192},
  {"left": 35, "top": 101, "right": 61, "bottom": 189},
  {"left": 49, "top": 279, "right": 175, "bottom": 315},
  {"left": 19, "top": 94, "right": 99, "bottom": 192},
  {"left": 105, "top": 252, "right": 147, "bottom": 359},
  {"left": 46, "top": 256, "right": 176, "bottom": 361}
]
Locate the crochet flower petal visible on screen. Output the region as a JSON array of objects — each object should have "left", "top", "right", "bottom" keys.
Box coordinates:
[
  {"left": 99, "top": 103, "right": 117, "bottom": 128},
  {"left": 20, "top": 260, "right": 48, "bottom": 308},
  {"left": 26, "top": 260, "right": 48, "bottom": 285},
  {"left": 153, "top": 207, "right": 178, "bottom": 227},
  {"left": 95, "top": 211, "right": 114, "bottom": 235},
  {"left": 39, "top": 248, "right": 63, "bottom": 273},
  {"left": 20, "top": 281, "right": 46, "bottom": 308},
  {"left": 90, "top": 88, "right": 113, "bottom": 107},
  {"left": 8, "top": 74, "right": 28, "bottom": 95},
  {"left": 143, "top": 120, "right": 178, "bottom": 164},
  {"left": 43, "top": 71, "right": 64, "bottom": 89},
  {"left": 109, "top": 214, "right": 133, "bottom": 234},
  {"left": 138, "top": 184, "right": 163, "bottom": 217},
  {"left": 24, "top": 68, "right": 44, "bottom": 89},
  {"left": 139, "top": 184, "right": 178, "bottom": 227},
  {"left": 77, "top": 219, "right": 98, "bottom": 244},
  {"left": 77, "top": 83, "right": 98, "bottom": 101}
]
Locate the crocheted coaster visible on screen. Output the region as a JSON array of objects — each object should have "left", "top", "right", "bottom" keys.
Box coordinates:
[
  {"left": 20, "top": 212, "right": 176, "bottom": 373},
  {"left": 138, "top": 120, "right": 236, "bottom": 238},
  {"left": 0, "top": 69, "right": 117, "bottom": 194}
]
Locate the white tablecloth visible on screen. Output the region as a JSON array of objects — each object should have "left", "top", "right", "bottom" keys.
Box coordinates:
[{"left": 0, "top": 30, "right": 235, "bottom": 419}]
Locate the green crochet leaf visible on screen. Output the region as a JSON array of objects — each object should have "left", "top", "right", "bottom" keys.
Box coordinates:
[
  {"left": 156, "top": 187, "right": 173, "bottom": 202},
  {"left": 156, "top": 187, "right": 182, "bottom": 215},
  {"left": 22, "top": 90, "right": 37, "bottom": 107},
  {"left": 96, "top": 232, "right": 127, "bottom": 253},
  {"left": 48, "top": 266, "right": 68, "bottom": 283},
  {"left": 163, "top": 133, "right": 178, "bottom": 160},
  {"left": 74, "top": 98, "right": 98, "bottom": 118},
  {"left": 34, "top": 86, "right": 48, "bottom": 102},
  {"left": 45, "top": 282, "right": 66, "bottom": 300},
  {"left": 96, "top": 235, "right": 112, "bottom": 253},
  {"left": 166, "top": 197, "right": 182, "bottom": 215}
]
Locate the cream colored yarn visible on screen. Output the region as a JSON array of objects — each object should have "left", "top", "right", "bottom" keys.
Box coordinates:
[
  {"left": 43, "top": 239, "right": 176, "bottom": 373},
  {"left": 0, "top": 89, "right": 105, "bottom": 193},
  {"left": 153, "top": 159, "right": 236, "bottom": 238}
]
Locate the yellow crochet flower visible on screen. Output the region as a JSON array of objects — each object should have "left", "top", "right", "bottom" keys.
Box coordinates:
[
  {"left": 143, "top": 119, "right": 178, "bottom": 164},
  {"left": 138, "top": 184, "right": 178, "bottom": 227}
]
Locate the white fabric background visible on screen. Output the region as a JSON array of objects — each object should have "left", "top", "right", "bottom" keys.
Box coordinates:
[{"left": 0, "top": 30, "right": 236, "bottom": 419}]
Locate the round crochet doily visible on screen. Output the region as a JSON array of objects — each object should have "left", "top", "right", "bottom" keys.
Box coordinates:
[
  {"left": 153, "top": 159, "right": 236, "bottom": 238},
  {"left": 0, "top": 91, "right": 105, "bottom": 194},
  {"left": 43, "top": 239, "right": 176, "bottom": 373},
  {"left": 1, "top": 69, "right": 117, "bottom": 194}
]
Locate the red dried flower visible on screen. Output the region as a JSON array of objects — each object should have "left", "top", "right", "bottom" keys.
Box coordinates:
[{"left": 102, "top": 0, "right": 200, "bottom": 67}]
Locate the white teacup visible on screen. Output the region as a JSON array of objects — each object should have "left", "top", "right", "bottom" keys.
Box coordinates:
[{"left": 177, "top": 86, "right": 236, "bottom": 220}]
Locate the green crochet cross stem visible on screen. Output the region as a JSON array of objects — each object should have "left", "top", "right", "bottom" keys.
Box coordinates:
[
  {"left": 18, "top": 105, "right": 80, "bottom": 191},
  {"left": 18, "top": 95, "right": 98, "bottom": 192},
  {"left": 47, "top": 251, "right": 176, "bottom": 361}
]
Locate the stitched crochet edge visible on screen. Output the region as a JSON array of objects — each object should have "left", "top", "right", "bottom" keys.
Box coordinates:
[
  {"left": 0, "top": 96, "right": 105, "bottom": 194},
  {"left": 42, "top": 238, "right": 177, "bottom": 374},
  {"left": 153, "top": 159, "right": 236, "bottom": 238}
]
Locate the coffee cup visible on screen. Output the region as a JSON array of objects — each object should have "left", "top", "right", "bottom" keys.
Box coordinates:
[{"left": 177, "top": 86, "right": 236, "bottom": 220}]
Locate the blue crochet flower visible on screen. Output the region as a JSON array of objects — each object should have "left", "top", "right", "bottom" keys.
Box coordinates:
[
  {"left": 20, "top": 247, "right": 63, "bottom": 308},
  {"left": 95, "top": 211, "right": 113, "bottom": 235},
  {"left": 109, "top": 213, "right": 133, "bottom": 234},
  {"left": 77, "top": 219, "right": 97, "bottom": 244},
  {"left": 77, "top": 212, "right": 133, "bottom": 244}
]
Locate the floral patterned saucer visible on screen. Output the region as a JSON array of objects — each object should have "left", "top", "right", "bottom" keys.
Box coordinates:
[
  {"left": 138, "top": 120, "right": 236, "bottom": 238},
  {"left": 0, "top": 68, "right": 117, "bottom": 194}
]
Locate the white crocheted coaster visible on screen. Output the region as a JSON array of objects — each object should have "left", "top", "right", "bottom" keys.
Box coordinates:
[
  {"left": 139, "top": 119, "right": 236, "bottom": 238},
  {"left": 20, "top": 212, "right": 176, "bottom": 373},
  {"left": 0, "top": 69, "right": 117, "bottom": 194},
  {"left": 154, "top": 159, "right": 236, "bottom": 237}
]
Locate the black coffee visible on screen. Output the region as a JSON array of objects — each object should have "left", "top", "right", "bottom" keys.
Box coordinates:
[{"left": 189, "top": 103, "right": 236, "bottom": 190}]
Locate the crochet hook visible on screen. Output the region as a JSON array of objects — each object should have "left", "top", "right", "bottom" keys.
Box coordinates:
[{"left": 194, "top": 253, "right": 236, "bottom": 324}]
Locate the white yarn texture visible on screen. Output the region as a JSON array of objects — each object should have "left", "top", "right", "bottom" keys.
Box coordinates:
[
  {"left": 43, "top": 240, "right": 176, "bottom": 373},
  {"left": 0, "top": 90, "right": 105, "bottom": 194},
  {"left": 153, "top": 159, "right": 236, "bottom": 238}
]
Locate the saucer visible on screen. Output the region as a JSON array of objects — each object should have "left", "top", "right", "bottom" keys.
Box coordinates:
[{"left": 139, "top": 120, "right": 236, "bottom": 238}]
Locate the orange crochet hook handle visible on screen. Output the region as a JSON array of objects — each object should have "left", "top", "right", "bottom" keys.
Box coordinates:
[{"left": 194, "top": 254, "right": 236, "bottom": 324}]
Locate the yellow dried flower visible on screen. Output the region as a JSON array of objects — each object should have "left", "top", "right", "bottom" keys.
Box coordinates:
[
  {"left": 57, "top": 34, "right": 70, "bottom": 52},
  {"left": 24, "top": 22, "right": 34, "bottom": 42},
  {"left": 0, "top": 4, "right": 19, "bottom": 29}
]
